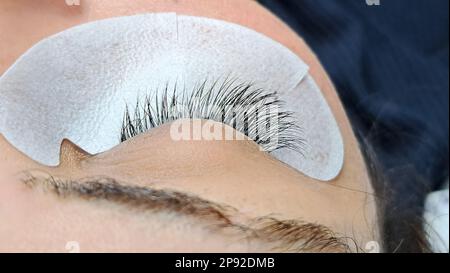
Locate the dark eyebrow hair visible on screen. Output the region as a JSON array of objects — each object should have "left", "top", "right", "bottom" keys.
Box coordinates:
[{"left": 21, "top": 173, "right": 355, "bottom": 253}]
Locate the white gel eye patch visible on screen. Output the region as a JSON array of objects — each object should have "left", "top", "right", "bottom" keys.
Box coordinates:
[{"left": 0, "top": 13, "right": 343, "bottom": 181}]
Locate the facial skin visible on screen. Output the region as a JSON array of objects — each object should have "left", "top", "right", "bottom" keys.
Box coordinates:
[{"left": 0, "top": 0, "right": 379, "bottom": 252}]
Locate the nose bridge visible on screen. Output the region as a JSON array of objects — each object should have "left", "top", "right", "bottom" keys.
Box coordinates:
[
  {"left": 58, "top": 138, "right": 92, "bottom": 169},
  {"left": 0, "top": 133, "right": 43, "bottom": 175}
]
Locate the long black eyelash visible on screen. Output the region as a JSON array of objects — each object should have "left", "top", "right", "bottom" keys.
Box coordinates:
[{"left": 120, "top": 79, "right": 305, "bottom": 153}]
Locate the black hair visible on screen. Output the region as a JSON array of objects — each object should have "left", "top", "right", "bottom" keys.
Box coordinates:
[{"left": 355, "top": 124, "right": 432, "bottom": 253}]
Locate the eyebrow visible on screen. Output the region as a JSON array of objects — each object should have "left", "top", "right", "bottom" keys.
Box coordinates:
[{"left": 21, "top": 173, "right": 354, "bottom": 253}]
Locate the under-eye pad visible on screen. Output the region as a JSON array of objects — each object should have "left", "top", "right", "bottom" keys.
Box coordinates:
[{"left": 0, "top": 13, "right": 344, "bottom": 181}]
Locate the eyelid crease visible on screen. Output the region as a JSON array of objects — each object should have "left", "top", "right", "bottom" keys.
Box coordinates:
[{"left": 20, "top": 172, "right": 356, "bottom": 253}]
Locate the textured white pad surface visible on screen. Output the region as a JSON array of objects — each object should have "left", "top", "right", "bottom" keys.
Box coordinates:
[{"left": 0, "top": 13, "right": 343, "bottom": 181}]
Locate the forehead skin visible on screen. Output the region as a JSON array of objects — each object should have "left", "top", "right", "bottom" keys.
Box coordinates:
[{"left": 0, "top": 0, "right": 379, "bottom": 251}]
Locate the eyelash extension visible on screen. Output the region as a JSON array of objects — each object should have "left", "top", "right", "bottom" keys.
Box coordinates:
[{"left": 120, "top": 79, "right": 305, "bottom": 153}]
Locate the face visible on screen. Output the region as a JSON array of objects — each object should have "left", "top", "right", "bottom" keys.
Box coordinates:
[{"left": 0, "top": 0, "right": 380, "bottom": 252}]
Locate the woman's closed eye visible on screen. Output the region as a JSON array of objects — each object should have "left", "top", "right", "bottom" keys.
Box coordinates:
[{"left": 120, "top": 78, "right": 305, "bottom": 154}]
